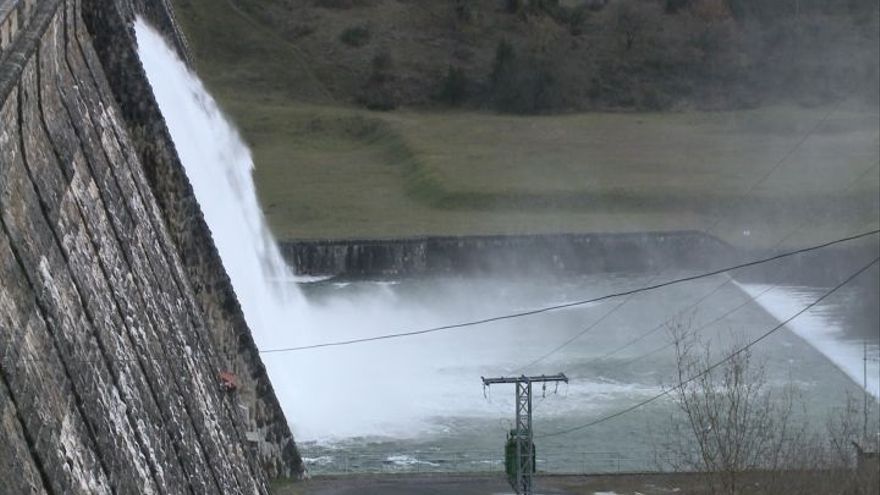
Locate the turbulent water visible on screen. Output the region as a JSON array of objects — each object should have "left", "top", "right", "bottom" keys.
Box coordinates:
[
  {"left": 290, "top": 273, "right": 879, "bottom": 473},
  {"left": 135, "top": 19, "right": 879, "bottom": 474},
  {"left": 135, "top": 19, "right": 462, "bottom": 441}
]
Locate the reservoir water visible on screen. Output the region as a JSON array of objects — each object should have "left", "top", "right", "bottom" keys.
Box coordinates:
[{"left": 289, "top": 268, "right": 879, "bottom": 474}]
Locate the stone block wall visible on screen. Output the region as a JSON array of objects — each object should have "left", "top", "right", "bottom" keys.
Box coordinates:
[
  {"left": 79, "top": 0, "right": 303, "bottom": 479},
  {"left": 283, "top": 231, "right": 736, "bottom": 277},
  {"left": 0, "top": 0, "right": 302, "bottom": 491},
  {"left": 1, "top": 1, "right": 36, "bottom": 60}
]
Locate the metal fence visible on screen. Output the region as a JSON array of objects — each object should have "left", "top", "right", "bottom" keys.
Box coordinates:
[{"left": 301, "top": 449, "right": 672, "bottom": 476}]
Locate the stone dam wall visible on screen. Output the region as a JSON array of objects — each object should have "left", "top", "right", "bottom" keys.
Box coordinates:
[
  {"left": 1, "top": 1, "right": 35, "bottom": 60},
  {"left": 83, "top": 0, "right": 303, "bottom": 481},
  {"left": 0, "top": 0, "right": 301, "bottom": 492},
  {"left": 282, "top": 231, "right": 736, "bottom": 277}
]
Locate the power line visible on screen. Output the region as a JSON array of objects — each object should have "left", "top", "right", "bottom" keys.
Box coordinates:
[
  {"left": 702, "top": 101, "right": 843, "bottom": 238},
  {"left": 771, "top": 160, "right": 879, "bottom": 249},
  {"left": 513, "top": 275, "right": 662, "bottom": 374},
  {"left": 258, "top": 229, "right": 879, "bottom": 354},
  {"left": 13, "top": 230, "right": 874, "bottom": 364},
  {"left": 515, "top": 158, "right": 880, "bottom": 372},
  {"left": 584, "top": 282, "right": 779, "bottom": 372},
  {"left": 609, "top": 281, "right": 877, "bottom": 387},
  {"left": 614, "top": 160, "right": 879, "bottom": 358},
  {"left": 506, "top": 106, "right": 857, "bottom": 373},
  {"left": 536, "top": 256, "right": 880, "bottom": 439}
]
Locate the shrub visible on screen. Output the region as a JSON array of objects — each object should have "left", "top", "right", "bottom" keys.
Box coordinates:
[
  {"left": 490, "top": 40, "right": 517, "bottom": 88},
  {"left": 358, "top": 51, "right": 398, "bottom": 111},
  {"left": 608, "top": 0, "right": 664, "bottom": 52},
  {"left": 313, "top": 0, "right": 372, "bottom": 9},
  {"left": 436, "top": 66, "right": 470, "bottom": 105},
  {"left": 339, "top": 25, "right": 371, "bottom": 47},
  {"left": 561, "top": 4, "right": 590, "bottom": 35},
  {"left": 660, "top": 321, "right": 880, "bottom": 495},
  {"left": 528, "top": 0, "right": 559, "bottom": 12},
  {"left": 285, "top": 23, "right": 316, "bottom": 40},
  {"left": 488, "top": 40, "right": 565, "bottom": 113},
  {"left": 358, "top": 86, "right": 397, "bottom": 111},
  {"left": 665, "top": 0, "right": 693, "bottom": 14},
  {"left": 453, "top": 0, "right": 474, "bottom": 22},
  {"left": 495, "top": 61, "right": 563, "bottom": 114},
  {"left": 370, "top": 50, "right": 394, "bottom": 74}
]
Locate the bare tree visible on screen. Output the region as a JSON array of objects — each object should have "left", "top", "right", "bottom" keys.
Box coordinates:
[
  {"left": 661, "top": 320, "right": 801, "bottom": 494},
  {"left": 825, "top": 393, "right": 880, "bottom": 494},
  {"left": 606, "top": 0, "right": 663, "bottom": 52},
  {"left": 658, "top": 319, "right": 880, "bottom": 495}
]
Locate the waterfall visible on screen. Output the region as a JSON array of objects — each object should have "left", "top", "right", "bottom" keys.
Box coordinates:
[
  {"left": 134, "top": 20, "right": 305, "bottom": 350},
  {"left": 134, "top": 19, "right": 443, "bottom": 442}
]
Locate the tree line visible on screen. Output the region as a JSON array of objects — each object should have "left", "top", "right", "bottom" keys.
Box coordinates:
[{"left": 358, "top": 0, "right": 879, "bottom": 113}]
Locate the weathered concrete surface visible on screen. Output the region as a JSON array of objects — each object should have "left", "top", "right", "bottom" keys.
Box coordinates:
[
  {"left": 282, "top": 231, "right": 735, "bottom": 277},
  {"left": 0, "top": 0, "right": 302, "bottom": 492},
  {"left": 0, "top": 1, "right": 37, "bottom": 62},
  {"left": 80, "top": 0, "right": 303, "bottom": 479}
]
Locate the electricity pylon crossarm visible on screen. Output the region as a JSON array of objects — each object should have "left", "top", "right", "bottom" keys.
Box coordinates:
[{"left": 481, "top": 373, "right": 569, "bottom": 495}]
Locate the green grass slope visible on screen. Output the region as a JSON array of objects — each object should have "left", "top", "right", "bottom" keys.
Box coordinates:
[
  {"left": 170, "top": 0, "right": 879, "bottom": 248},
  {"left": 173, "top": 0, "right": 332, "bottom": 104}
]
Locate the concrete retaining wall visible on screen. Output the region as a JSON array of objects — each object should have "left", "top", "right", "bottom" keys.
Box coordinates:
[
  {"left": 79, "top": 0, "right": 302, "bottom": 479},
  {"left": 283, "top": 231, "right": 735, "bottom": 277}
]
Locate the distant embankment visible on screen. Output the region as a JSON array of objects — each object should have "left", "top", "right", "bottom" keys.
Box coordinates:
[
  {"left": 0, "top": 0, "right": 300, "bottom": 492},
  {"left": 282, "top": 231, "right": 735, "bottom": 277}
]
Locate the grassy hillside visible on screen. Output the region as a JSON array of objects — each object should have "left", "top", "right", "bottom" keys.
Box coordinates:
[
  {"left": 170, "top": 0, "right": 879, "bottom": 248},
  {"left": 172, "top": 0, "right": 332, "bottom": 104}
]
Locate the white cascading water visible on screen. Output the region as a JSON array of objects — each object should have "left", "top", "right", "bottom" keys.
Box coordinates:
[
  {"left": 737, "top": 283, "right": 880, "bottom": 399},
  {"left": 134, "top": 19, "right": 504, "bottom": 441},
  {"left": 134, "top": 20, "right": 305, "bottom": 346}
]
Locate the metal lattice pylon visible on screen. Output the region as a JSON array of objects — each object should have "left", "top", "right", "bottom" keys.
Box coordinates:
[{"left": 482, "top": 373, "right": 568, "bottom": 495}]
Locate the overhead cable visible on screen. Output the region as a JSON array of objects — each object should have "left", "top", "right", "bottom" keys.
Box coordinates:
[
  {"left": 259, "top": 229, "right": 879, "bottom": 354},
  {"left": 536, "top": 256, "right": 880, "bottom": 439}
]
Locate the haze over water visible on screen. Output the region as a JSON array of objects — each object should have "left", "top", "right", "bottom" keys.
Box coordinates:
[{"left": 136, "top": 19, "right": 878, "bottom": 471}]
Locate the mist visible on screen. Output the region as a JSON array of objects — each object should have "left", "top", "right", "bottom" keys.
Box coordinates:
[{"left": 137, "top": 8, "right": 878, "bottom": 471}]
